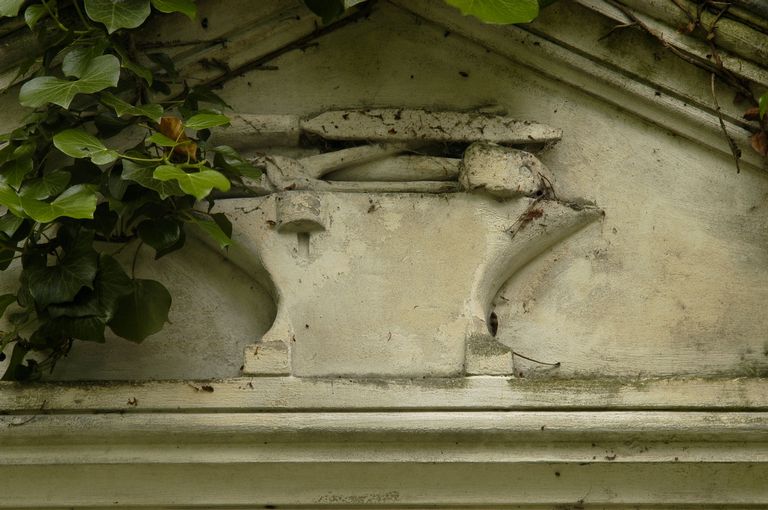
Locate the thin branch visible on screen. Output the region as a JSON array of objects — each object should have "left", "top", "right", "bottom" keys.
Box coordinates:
[
  {"left": 8, "top": 412, "right": 42, "bottom": 427},
  {"left": 512, "top": 351, "right": 561, "bottom": 367},
  {"left": 195, "top": 1, "right": 376, "bottom": 93},
  {"left": 137, "top": 37, "right": 227, "bottom": 50},
  {"left": 605, "top": 0, "right": 752, "bottom": 98},
  {"left": 670, "top": 0, "right": 697, "bottom": 23},
  {"left": 598, "top": 21, "right": 636, "bottom": 41},
  {"left": 711, "top": 73, "right": 742, "bottom": 173},
  {"left": 709, "top": 2, "right": 731, "bottom": 31}
]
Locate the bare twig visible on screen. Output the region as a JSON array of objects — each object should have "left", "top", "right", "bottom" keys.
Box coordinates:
[
  {"left": 711, "top": 73, "right": 742, "bottom": 173},
  {"left": 605, "top": 0, "right": 752, "bottom": 98},
  {"left": 605, "top": 0, "right": 752, "bottom": 172},
  {"left": 191, "top": 1, "right": 376, "bottom": 93},
  {"left": 137, "top": 37, "right": 227, "bottom": 50},
  {"left": 7, "top": 400, "right": 47, "bottom": 427},
  {"left": 512, "top": 351, "right": 561, "bottom": 367},
  {"left": 670, "top": 0, "right": 697, "bottom": 23},
  {"left": 598, "top": 21, "right": 636, "bottom": 41}
]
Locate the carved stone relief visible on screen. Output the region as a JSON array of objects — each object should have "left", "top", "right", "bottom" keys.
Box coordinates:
[{"left": 211, "top": 109, "right": 603, "bottom": 377}]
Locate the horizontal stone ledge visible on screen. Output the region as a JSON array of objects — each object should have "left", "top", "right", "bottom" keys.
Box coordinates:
[
  {"left": 0, "top": 450, "right": 768, "bottom": 509},
  {"left": 2, "top": 438, "right": 767, "bottom": 465},
  {"left": 1, "top": 376, "right": 767, "bottom": 413},
  {"left": 1, "top": 411, "right": 767, "bottom": 445}
]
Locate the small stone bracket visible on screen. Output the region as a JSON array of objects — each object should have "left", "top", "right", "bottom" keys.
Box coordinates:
[
  {"left": 464, "top": 333, "right": 514, "bottom": 375},
  {"left": 276, "top": 191, "right": 326, "bottom": 233}
]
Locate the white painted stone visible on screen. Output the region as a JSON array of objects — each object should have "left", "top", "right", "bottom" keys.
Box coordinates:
[
  {"left": 212, "top": 113, "right": 301, "bottom": 148},
  {"left": 216, "top": 187, "right": 600, "bottom": 377},
  {"left": 325, "top": 154, "right": 461, "bottom": 182},
  {"left": 302, "top": 108, "right": 563, "bottom": 144},
  {"left": 0, "top": 0, "right": 765, "bottom": 506},
  {"left": 243, "top": 342, "right": 290, "bottom": 375},
  {"left": 459, "top": 142, "right": 556, "bottom": 198}
]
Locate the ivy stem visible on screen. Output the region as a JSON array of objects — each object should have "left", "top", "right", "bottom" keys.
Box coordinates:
[
  {"left": 120, "top": 154, "right": 164, "bottom": 163},
  {"left": 131, "top": 240, "right": 143, "bottom": 279},
  {"left": 72, "top": 0, "right": 92, "bottom": 30},
  {"left": 40, "top": 0, "right": 69, "bottom": 32}
]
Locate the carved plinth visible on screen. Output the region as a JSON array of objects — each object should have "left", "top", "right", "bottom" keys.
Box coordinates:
[
  {"left": 208, "top": 111, "right": 602, "bottom": 377},
  {"left": 220, "top": 189, "right": 598, "bottom": 377}
]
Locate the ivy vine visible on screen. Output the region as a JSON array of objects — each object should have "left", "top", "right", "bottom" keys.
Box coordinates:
[{"left": 0, "top": 0, "right": 260, "bottom": 380}]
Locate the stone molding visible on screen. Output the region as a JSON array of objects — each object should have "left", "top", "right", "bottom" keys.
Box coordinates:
[{"left": 1, "top": 377, "right": 767, "bottom": 508}]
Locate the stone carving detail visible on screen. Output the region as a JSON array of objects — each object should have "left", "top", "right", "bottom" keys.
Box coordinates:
[{"left": 212, "top": 110, "right": 602, "bottom": 377}]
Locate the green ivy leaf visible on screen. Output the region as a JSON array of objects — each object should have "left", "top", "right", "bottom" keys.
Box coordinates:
[
  {"left": 0, "top": 184, "right": 98, "bottom": 223},
  {"left": 147, "top": 132, "right": 180, "bottom": 147},
  {"left": 26, "top": 185, "right": 98, "bottom": 222},
  {"left": 121, "top": 160, "right": 185, "bottom": 198},
  {"left": 108, "top": 279, "right": 171, "bottom": 342},
  {"left": 62, "top": 45, "right": 107, "bottom": 79},
  {"left": 137, "top": 217, "right": 182, "bottom": 258},
  {"left": 53, "top": 129, "right": 120, "bottom": 165},
  {"left": 96, "top": 254, "right": 134, "bottom": 317},
  {"left": 24, "top": 4, "right": 47, "bottom": 28},
  {"left": 1, "top": 343, "right": 29, "bottom": 381},
  {"left": 0, "top": 247, "right": 13, "bottom": 271},
  {"left": 25, "top": 229, "right": 99, "bottom": 307},
  {"left": 153, "top": 165, "right": 230, "bottom": 200},
  {"left": 0, "top": 293, "right": 16, "bottom": 317},
  {"left": 0, "top": 213, "right": 23, "bottom": 237},
  {"left": 101, "top": 92, "right": 163, "bottom": 122},
  {"left": 192, "top": 214, "right": 231, "bottom": 249},
  {"left": 0, "top": 0, "right": 24, "bottom": 17},
  {"left": 20, "top": 171, "right": 71, "bottom": 200},
  {"left": 213, "top": 145, "right": 262, "bottom": 179},
  {"left": 57, "top": 316, "right": 107, "bottom": 342},
  {"left": 84, "top": 0, "right": 151, "bottom": 33},
  {"left": 48, "top": 254, "right": 133, "bottom": 321},
  {"left": 760, "top": 92, "right": 767, "bottom": 120},
  {"left": 443, "top": 0, "right": 539, "bottom": 24},
  {"left": 185, "top": 112, "right": 230, "bottom": 130},
  {"left": 20, "top": 54, "right": 121, "bottom": 109},
  {"left": 0, "top": 184, "right": 25, "bottom": 217},
  {"left": 113, "top": 43, "right": 154, "bottom": 85},
  {"left": 151, "top": 0, "right": 196, "bottom": 19},
  {"left": 0, "top": 156, "right": 33, "bottom": 190},
  {"left": 303, "top": 0, "right": 345, "bottom": 23},
  {"left": 211, "top": 212, "right": 232, "bottom": 238}
]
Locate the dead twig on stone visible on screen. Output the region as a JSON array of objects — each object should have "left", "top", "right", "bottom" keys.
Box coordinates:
[{"left": 711, "top": 73, "right": 742, "bottom": 173}]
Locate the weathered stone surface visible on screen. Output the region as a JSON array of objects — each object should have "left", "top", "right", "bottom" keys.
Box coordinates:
[
  {"left": 459, "top": 142, "right": 555, "bottom": 198},
  {"left": 276, "top": 191, "right": 326, "bottom": 233},
  {"left": 0, "top": 236, "right": 276, "bottom": 380},
  {"left": 216, "top": 191, "right": 600, "bottom": 377},
  {"left": 243, "top": 342, "right": 290, "bottom": 375},
  {"left": 301, "top": 109, "right": 563, "bottom": 144}
]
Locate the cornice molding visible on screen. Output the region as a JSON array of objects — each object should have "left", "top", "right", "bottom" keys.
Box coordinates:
[
  {"left": 2, "top": 376, "right": 768, "bottom": 412},
  {"left": 391, "top": 0, "right": 766, "bottom": 172}
]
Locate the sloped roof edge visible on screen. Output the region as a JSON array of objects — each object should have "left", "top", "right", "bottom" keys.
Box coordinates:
[{"left": 393, "top": 0, "right": 765, "bottom": 172}]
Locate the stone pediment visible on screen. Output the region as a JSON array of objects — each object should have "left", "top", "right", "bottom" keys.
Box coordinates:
[
  {"left": 1, "top": 0, "right": 767, "bottom": 507},
  {"left": 0, "top": 0, "right": 761, "bottom": 382}
]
